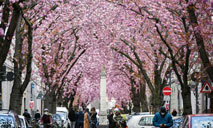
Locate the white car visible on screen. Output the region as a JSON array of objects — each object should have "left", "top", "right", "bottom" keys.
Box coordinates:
[
  {"left": 56, "top": 107, "right": 70, "bottom": 128},
  {"left": 127, "top": 115, "right": 155, "bottom": 128},
  {"left": 18, "top": 115, "right": 32, "bottom": 128}
]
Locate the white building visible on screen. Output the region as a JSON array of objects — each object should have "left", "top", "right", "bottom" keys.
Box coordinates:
[
  {"left": 0, "top": 59, "right": 43, "bottom": 116},
  {"left": 169, "top": 72, "right": 210, "bottom": 115}
]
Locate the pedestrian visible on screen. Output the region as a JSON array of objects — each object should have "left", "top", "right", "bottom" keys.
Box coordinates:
[
  {"left": 34, "top": 109, "right": 41, "bottom": 122},
  {"left": 40, "top": 108, "right": 52, "bottom": 128},
  {"left": 171, "top": 109, "right": 177, "bottom": 117},
  {"left": 113, "top": 109, "right": 125, "bottom": 128},
  {"left": 153, "top": 106, "right": 173, "bottom": 128},
  {"left": 90, "top": 107, "right": 97, "bottom": 128},
  {"left": 76, "top": 107, "right": 84, "bottom": 128},
  {"left": 107, "top": 110, "right": 116, "bottom": 128},
  {"left": 84, "top": 108, "right": 90, "bottom": 128},
  {"left": 23, "top": 109, "right": 31, "bottom": 124},
  {"left": 69, "top": 107, "right": 77, "bottom": 128}
]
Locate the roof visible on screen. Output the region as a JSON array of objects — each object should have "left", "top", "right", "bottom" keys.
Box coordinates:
[
  {"left": 173, "top": 116, "right": 183, "bottom": 119},
  {"left": 18, "top": 115, "right": 25, "bottom": 119},
  {"left": 0, "top": 109, "right": 10, "bottom": 114},
  {"left": 128, "top": 115, "right": 155, "bottom": 122},
  {"left": 0, "top": 114, "right": 11, "bottom": 116},
  {"left": 127, "top": 115, "right": 154, "bottom": 128},
  {"left": 187, "top": 114, "right": 213, "bottom": 117},
  {"left": 56, "top": 107, "right": 68, "bottom": 113}
]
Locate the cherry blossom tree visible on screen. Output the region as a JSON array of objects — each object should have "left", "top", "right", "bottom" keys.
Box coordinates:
[
  {"left": 7, "top": 0, "right": 63, "bottom": 114},
  {"left": 33, "top": 0, "right": 138, "bottom": 112}
]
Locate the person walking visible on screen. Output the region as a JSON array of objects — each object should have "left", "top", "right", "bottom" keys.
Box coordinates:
[
  {"left": 69, "top": 107, "right": 77, "bottom": 128},
  {"left": 76, "top": 108, "right": 84, "bottom": 128},
  {"left": 90, "top": 107, "right": 97, "bottom": 128},
  {"left": 23, "top": 109, "right": 31, "bottom": 124},
  {"left": 171, "top": 109, "right": 177, "bottom": 117},
  {"left": 34, "top": 109, "right": 41, "bottom": 122},
  {"left": 40, "top": 108, "right": 52, "bottom": 128},
  {"left": 153, "top": 106, "right": 173, "bottom": 128},
  {"left": 84, "top": 108, "right": 90, "bottom": 128},
  {"left": 113, "top": 110, "right": 126, "bottom": 128},
  {"left": 107, "top": 110, "right": 116, "bottom": 128}
]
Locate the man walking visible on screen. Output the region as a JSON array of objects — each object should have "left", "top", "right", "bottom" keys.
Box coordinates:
[
  {"left": 23, "top": 109, "right": 31, "bottom": 124},
  {"left": 40, "top": 108, "right": 52, "bottom": 128},
  {"left": 68, "top": 107, "right": 77, "bottom": 128},
  {"left": 76, "top": 108, "right": 84, "bottom": 128},
  {"left": 153, "top": 106, "right": 173, "bottom": 128},
  {"left": 34, "top": 109, "right": 41, "bottom": 122}
]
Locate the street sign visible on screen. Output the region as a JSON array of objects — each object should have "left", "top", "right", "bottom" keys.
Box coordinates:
[
  {"left": 163, "top": 86, "right": 172, "bottom": 96},
  {"left": 36, "top": 91, "right": 43, "bottom": 99},
  {"left": 31, "top": 83, "right": 35, "bottom": 89},
  {"left": 200, "top": 81, "right": 212, "bottom": 93},
  {"left": 29, "top": 101, "right": 34, "bottom": 109}
]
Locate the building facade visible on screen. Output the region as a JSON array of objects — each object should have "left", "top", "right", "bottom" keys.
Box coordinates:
[{"left": 0, "top": 59, "right": 43, "bottom": 116}]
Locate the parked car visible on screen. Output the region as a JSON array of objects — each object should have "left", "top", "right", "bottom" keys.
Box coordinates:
[
  {"left": 128, "top": 112, "right": 151, "bottom": 121},
  {"left": 18, "top": 115, "right": 32, "bottom": 128},
  {"left": 180, "top": 114, "right": 213, "bottom": 128},
  {"left": 172, "top": 116, "right": 184, "bottom": 128},
  {"left": 127, "top": 115, "right": 154, "bottom": 128},
  {"left": 52, "top": 114, "right": 63, "bottom": 128},
  {"left": 56, "top": 107, "right": 70, "bottom": 128},
  {"left": 0, "top": 110, "right": 21, "bottom": 128}
]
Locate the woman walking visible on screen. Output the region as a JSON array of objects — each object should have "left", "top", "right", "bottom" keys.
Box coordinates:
[
  {"left": 90, "top": 107, "right": 97, "bottom": 128},
  {"left": 84, "top": 108, "right": 90, "bottom": 128}
]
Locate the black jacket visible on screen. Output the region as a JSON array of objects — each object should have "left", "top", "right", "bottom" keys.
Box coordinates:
[
  {"left": 68, "top": 109, "right": 77, "bottom": 121},
  {"left": 35, "top": 113, "right": 41, "bottom": 119},
  {"left": 107, "top": 114, "right": 116, "bottom": 128},
  {"left": 23, "top": 112, "right": 31, "bottom": 119}
]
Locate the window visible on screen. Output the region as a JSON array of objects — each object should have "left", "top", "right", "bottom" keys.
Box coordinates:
[
  {"left": 0, "top": 115, "right": 15, "bottom": 128},
  {"left": 57, "top": 112, "right": 67, "bottom": 121},
  {"left": 138, "top": 116, "right": 153, "bottom": 126},
  {"left": 191, "top": 116, "right": 213, "bottom": 128}
]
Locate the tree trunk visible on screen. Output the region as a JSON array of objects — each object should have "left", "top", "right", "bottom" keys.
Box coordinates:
[
  {"left": 9, "top": 68, "right": 23, "bottom": 115},
  {"left": 132, "top": 96, "right": 141, "bottom": 112},
  {"left": 9, "top": 15, "right": 33, "bottom": 115},
  {"left": 44, "top": 92, "right": 57, "bottom": 114},
  {"left": 151, "top": 87, "right": 164, "bottom": 113},
  {"left": 186, "top": 3, "right": 213, "bottom": 114},
  {"left": 140, "top": 84, "right": 149, "bottom": 112},
  {"left": 0, "top": 6, "right": 21, "bottom": 69},
  {"left": 131, "top": 85, "right": 141, "bottom": 112},
  {"left": 68, "top": 97, "right": 75, "bottom": 110},
  {"left": 9, "top": 15, "right": 23, "bottom": 115},
  {"left": 181, "top": 85, "right": 192, "bottom": 115},
  {"left": 186, "top": 4, "right": 213, "bottom": 82},
  {"left": 9, "top": 86, "right": 23, "bottom": 115}
]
